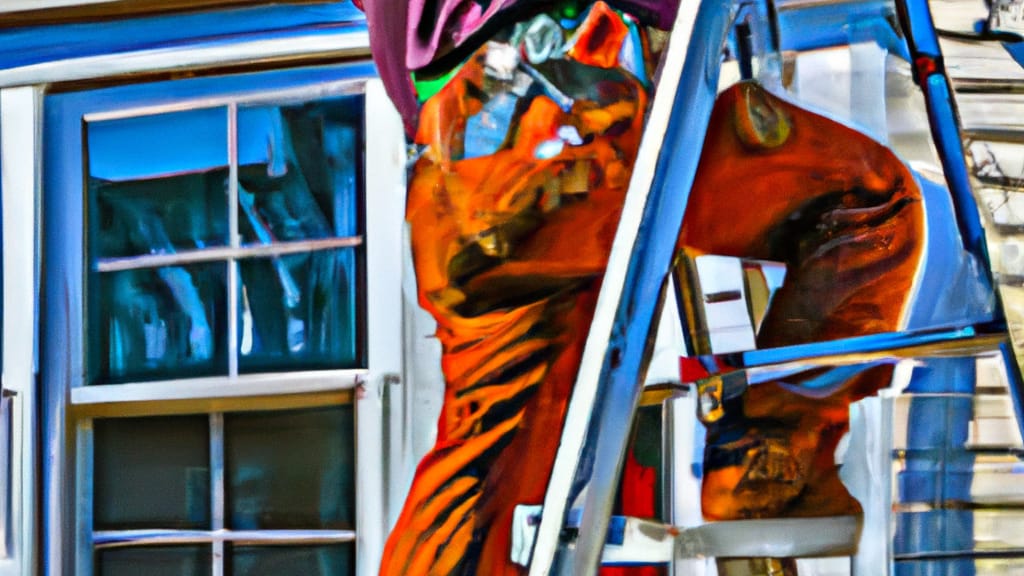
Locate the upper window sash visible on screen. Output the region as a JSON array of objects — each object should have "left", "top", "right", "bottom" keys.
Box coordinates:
[
  {"left": 44, "top": 62, "right": 376, "bottom": 392},
  {"left": 84, "top": 94, "right": 367, "bottom": 385}
]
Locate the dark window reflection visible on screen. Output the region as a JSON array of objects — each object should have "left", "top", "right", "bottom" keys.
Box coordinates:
[
  {"left": 85, "top": 96, "right": 365, "bottom": 385},
  {"left": 91, "top": 171, "right": 229, "bottom": 260},
  {"left": 237, "top": 249, "right": 357, "bottom": 373},
  {"left": 225, "top": 406, "right": 354, "bottom": 530},
  {"left": 94, "top": 416, "right": 210, "bottom": 530},
  {"left": 91, "top": 264, "right": 227, "bottom": 384},
  {"left": 87, "top": 107, "right": 230, "bottom": 260},
  {"left": 228, "top": 544, "right": 354, "bottom": 576},
  {"left": 237, "top": 97, "right": 362, "bottom": 245},
  {"left": 96, "top": 546, "right": 211, "bottom": 576}
]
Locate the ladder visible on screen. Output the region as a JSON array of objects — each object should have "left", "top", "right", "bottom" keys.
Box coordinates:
[{"left": 515, "top": 0, "right": 1024, "bottom": 573}]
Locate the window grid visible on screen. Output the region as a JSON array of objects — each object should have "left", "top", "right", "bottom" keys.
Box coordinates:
[
  {"left": 86, "top": 93, "right": 365, "bottom": 389},
  {"left": 227, "top": 101, "right": 239, "bottom": 380},
  {"left": 88, "top": 409, "right": 357, "bottom": 575},
  {"left": 79, "top": 86, "right": 369, "bottom": 576}
]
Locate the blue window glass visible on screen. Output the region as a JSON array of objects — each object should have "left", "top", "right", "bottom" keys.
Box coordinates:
[
  {"left": 91, "top": 171, "right": 230, "bottom": 260},
  {"left": 237, "top": 249, "right": 357, "bottom": 373},
  {"left": 85, "top": 97, "right": 364, "bottom": 385},
  {"left": 236, "top": 97, "right": 361, "bottom": 244},
  {"left": 92, "top": 264, "right": 228, "bottom": 384},
  {"left": 88, "top": 107, "right": 229, "bottom": 184},
  {"left": 88, "top": 108, "right": 230, "bottom": 259}
]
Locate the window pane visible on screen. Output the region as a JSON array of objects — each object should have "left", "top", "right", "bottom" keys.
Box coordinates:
[
  {"left": 87, "top": 107, "right": 230, "bottom": 259},
  {"left": 225, "top": 406, "right": 354, "bottom": 529},
  {"left": 237, "top": 250, "right": 358, "bottom": 373},
  {"left": 96, "top": 546, "right": 211, "bottom": 576},
  {"left": 228, "top": 544, "right": 353, "bottom": 576},
  {"left": 90, "top": 171, "right": 229, "bottom": 260},
  {"left": 236, "top": 97, "right": 362, "bottom": 245},
  {"left": 88, "top": 107, "right": 228, "bottom": 182},
  {"left": 94, "top": 416, "right": 210, "bottom": 530},
  {"left": 90, "top": 263, "right": 227, "bottom": 384}
]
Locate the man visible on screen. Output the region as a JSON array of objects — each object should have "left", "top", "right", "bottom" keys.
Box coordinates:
[
  {"left": 361, "top": 1, "right": 674, "bottom": 573},
  {"left": 360, "top": 2, "right": 987, "bottom": 574}
]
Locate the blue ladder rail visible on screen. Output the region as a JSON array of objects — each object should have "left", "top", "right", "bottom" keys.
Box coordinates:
[
  {"left": 896, "top": 0, "right": 1024, "bottom": 452},
  {"left": 525, "top": 0, "right": 1024, "bottom": 572},
  {"left": 525, "top": 0, "right": 734, "bottom": 573}
]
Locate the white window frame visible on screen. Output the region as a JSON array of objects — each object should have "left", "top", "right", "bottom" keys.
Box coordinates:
[
  {"left": 0, "top": 85, "right": 43, "bottom": 576},
  {"left": 0, "top": 30, "right": 406, "bottom": 576},
  {"left": 67, "top": 79, "right": 402, "bottom": 576},
  {"left": 0, "top": 0, "right": 123, "bottom": 13}
]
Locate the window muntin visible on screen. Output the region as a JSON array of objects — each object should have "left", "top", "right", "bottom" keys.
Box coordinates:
[
  {"left": 90, "top": 405, "right": 357, "bottom": 574},
  {"left": 85, "top": 95, "right": 365, "bottom": 386}
]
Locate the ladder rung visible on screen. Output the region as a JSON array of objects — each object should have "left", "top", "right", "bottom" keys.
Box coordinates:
[
  {"left": 513, "top": 507, "right": 859, "bottom": 566},
  {"left": 676, "top": 516, "right": 859, "bottom": 559}
]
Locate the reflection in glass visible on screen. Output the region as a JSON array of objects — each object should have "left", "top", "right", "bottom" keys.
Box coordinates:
[
  {"left": 85, "top": 98, "right": 366, "bottom": 383},
  {"left": 237, "top": 98, "right": 361, "bottom": 245},
  {"left": 87, "top": 107, "right": 229, "bottom": 183},
  {"left": 91, "top": 263, "right": 227, "bottom": 384},
  {"left": 228, "top": 544, "right": 354, "bottom": 576},
  {"left": 90, "top": 171, "right": 229, "bottom": 259},
  {"left": 87, "top": 107, "right": 230, "bottom": 259},
  {"left": 96, "top": 546, "right": 211, "bottom": 576},
  {"left": 237, "top": 250, "right": 357, "bottom": 373},
  {"left": 225, "top": 406, "right": 354, "bottom": 530},
  {"left": 94, "top": 416, "right": 210, "bottom": 530}
]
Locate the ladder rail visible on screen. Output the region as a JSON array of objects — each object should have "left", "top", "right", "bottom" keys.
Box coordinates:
[
  {"left": 896, "top": 0, "right": 991, "bottom": 261},
  {"left": 896, "top": 0, "right": 1024, "bottom": 447},
  {"left": 526, "top": 0, "right": 735, "bottom": 573},
  {"left": 528, "top": 0, "right": 1024, "bottom": 572}
]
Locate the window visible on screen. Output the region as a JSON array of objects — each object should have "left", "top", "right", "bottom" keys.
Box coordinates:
[
  {"left": 86, "top": 97, "right": 364, "bottom": 385},
  {"left": 91, "top": 406, "right": 356, "bottom": 576},
  {"left": 42, "top": 65, "right": 403, "bottom": 576},
  {"left": 82, "top": 90, "right": 366, "bottom": 575}
]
